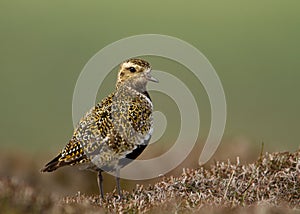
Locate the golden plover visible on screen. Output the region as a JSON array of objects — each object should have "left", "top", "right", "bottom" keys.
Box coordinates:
[{"left": 41, "top": 58, "right": 158, "bottom": 198}]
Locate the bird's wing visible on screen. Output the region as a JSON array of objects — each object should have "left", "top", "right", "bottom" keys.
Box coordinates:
[
  {"left": 43, "top": 88, "right": 154, "bottom": 172},
  {"left": 68, "top": 93, "right": 116, "bottom": 167}
]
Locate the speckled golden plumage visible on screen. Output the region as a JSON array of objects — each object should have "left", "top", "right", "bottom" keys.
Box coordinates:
[{"left": 41, "top": 58, "right": 158, "bottom": 198}]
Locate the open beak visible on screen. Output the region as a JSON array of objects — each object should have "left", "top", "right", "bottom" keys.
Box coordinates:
[{"left": 146, "top": 71, "right": 159, "bottom": 83}]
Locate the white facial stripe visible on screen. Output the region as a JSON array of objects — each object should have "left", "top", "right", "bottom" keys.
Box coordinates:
[{"left": 122, "top": 62, "right": 139, "bottom": 69}]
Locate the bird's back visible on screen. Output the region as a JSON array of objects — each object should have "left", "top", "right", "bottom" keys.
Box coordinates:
[{"left": 41, "top": 86, "right": 153, "bottom": 173}]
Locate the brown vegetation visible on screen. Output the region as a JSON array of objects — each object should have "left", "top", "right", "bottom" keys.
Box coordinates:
[{"left": 0, "top": 150, "right": 299, "bottom": 213}]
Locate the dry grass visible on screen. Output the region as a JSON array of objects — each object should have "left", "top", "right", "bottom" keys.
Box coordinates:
[{"left": 1, "top": 150, "right": 299, "bottom": 213}]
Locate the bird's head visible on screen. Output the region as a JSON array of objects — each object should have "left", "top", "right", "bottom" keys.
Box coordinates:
[{"left": 116, "top": 58, "right": 158, "bottom": 91}]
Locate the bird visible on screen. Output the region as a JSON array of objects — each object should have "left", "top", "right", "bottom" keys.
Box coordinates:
[{"left": 41, "top": 58, "right": 158, "bottom": 199}]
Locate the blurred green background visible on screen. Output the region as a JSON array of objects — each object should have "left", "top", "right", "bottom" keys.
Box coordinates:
[{"left": 0, "top": 0, "right": 299, "bottom": 195}]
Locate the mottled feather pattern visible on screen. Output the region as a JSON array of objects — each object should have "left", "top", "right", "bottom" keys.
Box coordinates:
[
  {"left": 41, "top": 58, "right": 158, "bottom": 197},
  {"left": 56, "top": 85, "right": 153, "bottom": 171}
]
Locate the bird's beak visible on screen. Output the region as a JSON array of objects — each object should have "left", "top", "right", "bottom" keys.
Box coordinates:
[{"left": 146, "top": 71, "right": 159, "bottom": 83}]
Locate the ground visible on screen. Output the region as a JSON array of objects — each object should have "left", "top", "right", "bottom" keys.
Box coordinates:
[{"left": 0, "top": 150, "right": 299, "bottom": 213}]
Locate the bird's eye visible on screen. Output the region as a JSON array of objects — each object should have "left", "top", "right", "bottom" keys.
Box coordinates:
[{"left": 128, "top": 67, "right": 136, "bottom": 73}]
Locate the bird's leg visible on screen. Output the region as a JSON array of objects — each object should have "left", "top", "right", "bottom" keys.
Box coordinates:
[
  {"left": 97, "top": 171, "right": 104, "bottom": 199},
  {"left": 115, "top": 168, "right": 122, "bottom": 198}
]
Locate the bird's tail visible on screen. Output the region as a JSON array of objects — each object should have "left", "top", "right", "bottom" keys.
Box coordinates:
[{"left": 40, "top": 153, "right": 65, "bottom": 172}]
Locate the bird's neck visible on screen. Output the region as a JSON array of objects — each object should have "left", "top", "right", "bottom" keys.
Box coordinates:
[{"left": 116, "top": 81, "right": 147, "bottom": 94}]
